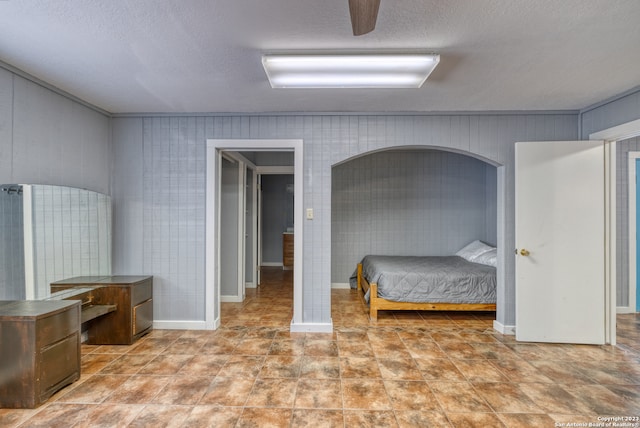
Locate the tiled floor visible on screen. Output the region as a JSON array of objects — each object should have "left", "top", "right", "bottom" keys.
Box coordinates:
[{"left": 2, "top": 267, "right": 640, "bottom": 427}]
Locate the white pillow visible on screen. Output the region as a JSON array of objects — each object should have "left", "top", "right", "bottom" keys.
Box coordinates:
[
  {"left": 473, "top": 248, "right": 497, "bottom": 267},
  {"left": 456, "top": 240, "right": 494, "bottom": 262}
]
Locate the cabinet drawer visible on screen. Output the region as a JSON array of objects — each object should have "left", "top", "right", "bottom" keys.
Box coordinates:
[
  {"left": 133, "top": 299, "right": 153, "bottom": 335},
  {"left": 37, "top": 305, "right": 80, "bottom": 347},
  {"left": 39, "top": 333, "right": 80, "bottom": 394},
  {"left": 132, "top": 280, "right": 152, "bottom": 306}
]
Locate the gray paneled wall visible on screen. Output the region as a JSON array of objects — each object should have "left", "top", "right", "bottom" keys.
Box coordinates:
[
  {"left": 332, "top": 150, "right": 497, "bottom": 283},
  {"left": 0, "top": 188, "right": 25, "bottom": 299},
  {"left": 0, "top": 67, "right": 111, "bottom": 193},
  {"left": 112, "top": 114, "right": 578, "bottom": 327},
  {"left": 142, "top": 118, "right": 206, "bottom": 320},
  {"left": 581, "top": 87, "right": 640, "bottom": 138},
  {"left": 485, "top": 166, "right": 497, "bottom": 242},
  {"left": 0, "top": 68, "right": 14, "bottom": 179},
  {"left": 0, "top": 68, "right": 111, "bottom": 194}
]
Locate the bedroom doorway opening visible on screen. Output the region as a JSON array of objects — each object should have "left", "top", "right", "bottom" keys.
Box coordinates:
[
  {"left": 628, "top": 152, "right": 640, "bottom": 314},
  {"left": 330, "top": 147, "right": 499, "bottom": 325},
  {"left": 206, "top": 139, "right": 303, "bottom": 331}
]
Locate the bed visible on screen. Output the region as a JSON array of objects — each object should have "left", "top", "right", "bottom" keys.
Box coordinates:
[{"left": 351, "top": 241, "right": 497, "bottom": 321}]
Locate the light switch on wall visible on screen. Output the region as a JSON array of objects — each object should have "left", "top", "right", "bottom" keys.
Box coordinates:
[{"left": 306, "top": 208, "right": 313, "bottom": 220}]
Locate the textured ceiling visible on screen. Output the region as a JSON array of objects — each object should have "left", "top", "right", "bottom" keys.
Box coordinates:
[{"left": 0, "top": 0, "right": 638, "bottom": 114}]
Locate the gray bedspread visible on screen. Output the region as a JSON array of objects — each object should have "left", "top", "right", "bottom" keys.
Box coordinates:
[{"left": 350, "top": 255, "right": 496, "bottom": 304}]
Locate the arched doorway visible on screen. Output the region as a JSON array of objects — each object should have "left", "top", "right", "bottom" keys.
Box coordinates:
[{"left": 330, "top": 146, "right": 502, "bottom": 325}]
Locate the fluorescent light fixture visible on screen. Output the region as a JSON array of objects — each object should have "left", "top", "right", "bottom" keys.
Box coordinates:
[{"left": 262, "top": 53, "right": 440, "bottom": 88}]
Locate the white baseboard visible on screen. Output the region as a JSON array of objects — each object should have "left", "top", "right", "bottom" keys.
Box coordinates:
[
  {"left": 221, "top": 295, "right": 244, "bottom": 303},
  {"left": 246, "top": 282, "right": 257, "bottom": 289},
  {"left": 493, "top": 320, "right": 516, "bottom": 335},
  {"left": 261, "top": 262, "right": 282, "bottom": 267},
  {"left": 331, "top": 282, "right": 351, "bottom": 289},
  {"left": 290, "top": 320, "right": 334, "bottom": 333},
  {"left": 617, "top": 305, "right": 636, "bottom": 314},
  {"left": 153, "top": 320, "right": 210, "bottom": 330}
]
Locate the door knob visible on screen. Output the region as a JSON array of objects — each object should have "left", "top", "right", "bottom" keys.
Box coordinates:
[{"left": 519, "top": 249, "right": 530, "bottom": 256}]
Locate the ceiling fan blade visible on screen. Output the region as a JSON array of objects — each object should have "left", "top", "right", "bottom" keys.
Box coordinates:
[{"left": 348, "top": 0, "right": 381, "bottom": 36}]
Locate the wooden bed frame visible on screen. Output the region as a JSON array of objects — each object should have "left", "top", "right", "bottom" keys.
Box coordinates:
[{"left": 356, "top": 263, "right": 496, "bottom": 321}]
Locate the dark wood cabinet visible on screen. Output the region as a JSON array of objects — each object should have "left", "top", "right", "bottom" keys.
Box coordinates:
[
  {"left": 0, "top": 300, "right": 81, "bottom": 408},
  {"left": 51, "top": 276, "right": 153, "bottom": 345},
  {"left": 283, "top": 233, "right": 294, "bottom": 270}
]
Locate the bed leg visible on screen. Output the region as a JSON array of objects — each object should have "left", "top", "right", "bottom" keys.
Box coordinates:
[
  {"left": 370, "top": 282, "right": 378, "bottom": 322},
  {"left": 357, "top": 263, "right": 363, "bottom": 291}
]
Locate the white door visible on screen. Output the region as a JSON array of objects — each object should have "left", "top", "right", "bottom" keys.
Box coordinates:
[{"left": 515, "top": 140, "right": 606, "bottom": 344}]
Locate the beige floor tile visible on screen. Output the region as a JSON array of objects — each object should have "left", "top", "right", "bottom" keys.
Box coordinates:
[
  {"left": 395, "top": 410, "right": 451, "bottom": 427},
  {"left": 299, "top": 356, "right": 341, "bottom": 378},
  {"left": 384, "top": 380, "right": 440, "bottom": 411},
  {"left": 259, "top": 355, "right": 302, "bottom": 378},
  {"left": 74, "top": 403, "right": 144, "bottom": 428},
  {"left": 294, "top": 379, "right": 342, "bottom": 409},
  {"left": 178, "top": 354, "right": 228, "bottom": 376},
  {"left": 452, "top": 359, "right": 510, "bottom": 382},
  {"left": 151, "top": 375, "right": 212, "bottom": 405},
  {"left": 104, "top": 375, "right": 172, "bottom": 404},
  {"left": 446, "top": 412, "right": 505, "bottom": 427},
  {"left": 55, "top": 374, "right": 130, "bottom": 404},
  {"left": 98, "top": 354, "right": 156, "bottom": 375},
  {"left": 291, "top": 409, "right": 344, "bottom": 427},
  {"left": 340, "top": 356, "right": 382, "bottom": 378},
  {"left": 236, "top": 407, "right": 292, "bottom": 428},
  {"left": 472, "top": 382, "right": 543, "bottom": 413},
  {"left": 429, "top": 381, "right": 492, "bottom": 413},
  {"left": 199, "top": 377, "right": 255, "bottom": 406},
  {"left": 343, "top": 410, "right": 398, "bottom": 427},
  {"left": 246, "top": 378, "right": 297, "bottom": 408},
  {"left": 13, "top": 403, "right": 92, "bottom": 428},
  {"left": 181, "top": 406, "right": 242, "bottom": 428},
  {"left": 217, "top": 355, "right": 264, "bottom": 378},
  {"left": 127, "top": 404, "right": 192, "bottom": 428},
  {"left": 497, "top": 412, "right": 557, "bottom": 428},
  {"left": 517, "top": 382, "right": 596, "bottom": 415},
  {"left": 304, "top": 339, "right": 339, "bottom": 357},
  {"left": 377, "top": 358, "right": 423, "bottom": 380},
  {"left": 342, "top": 379, "right": 392, "bottom": 410},
  {"left": 80, "top": 353, "right": 121, "bottom": 374},
  {"left": 415, "top": 357, "right": 466, "bottom": 381},
  {"left": 138, "top": 354, "right": 193, "bottom": 375}
]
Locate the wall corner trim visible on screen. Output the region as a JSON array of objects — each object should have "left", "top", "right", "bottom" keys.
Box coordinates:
[
  {"left": 0, "top": 59, "right": 111, "bottom": 117},
  {"left": 493, "top": 320, "right": 516, "bottom": 335},
  {"left": 331, "top": 283, "right": 351, "bottom": 289},
  {"left": 290, "top": 320, "right": 334, "bottom": 333},
  {"left": 221, "top": 295, "right": 244, "bottom": 303}
]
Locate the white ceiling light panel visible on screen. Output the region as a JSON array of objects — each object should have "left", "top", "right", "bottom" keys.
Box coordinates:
[{"left": 262, "top": 54, "right": 440, "bottom": 89}]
